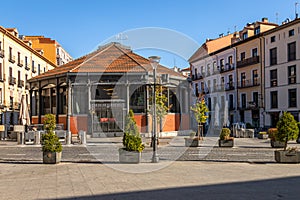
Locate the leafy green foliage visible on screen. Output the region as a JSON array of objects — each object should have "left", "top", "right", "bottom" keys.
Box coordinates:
[
  {"left": 190, "top": 98, "right": 209, "bottom": 124},
  {"left": 43, "top": 114, "right": 56, "bottom": 132},
  {"left": 276, "top": 112, "right": 299, "bottom": 150},
  {"left": 219, "top": 128, "right": 231, "bottom": 140},
  {"left": 42, "top": 114, "right": 62, "bottom": 152},
  {"left": 42, "top": 131, "right": 62, "bottom": 152},
  {"left": 122, "top": 110, "right": 145, "bottom": 152},
  {"left": 155, "top": 86, "right": 170, "bottom": 121}
]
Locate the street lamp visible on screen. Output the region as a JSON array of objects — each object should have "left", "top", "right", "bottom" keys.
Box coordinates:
[{"left": 149, "top": 56, "right": 160, "bottom": 163}]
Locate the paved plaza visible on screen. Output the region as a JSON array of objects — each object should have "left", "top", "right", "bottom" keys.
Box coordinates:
[{"left": 0, "top": 137, "right": 300, "bottom": 199}]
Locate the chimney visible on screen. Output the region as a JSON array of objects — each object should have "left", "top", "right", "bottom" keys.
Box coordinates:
[{"left": 262, "top": 17, "right": 268, "bottom": 23}]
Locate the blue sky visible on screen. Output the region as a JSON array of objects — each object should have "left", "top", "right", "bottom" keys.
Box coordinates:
[{"left": 0, "top": 0, "right": 298, "bottom": 68}]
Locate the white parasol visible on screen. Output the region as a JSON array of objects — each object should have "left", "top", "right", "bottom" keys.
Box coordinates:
[{"left": 19, "top": 95, "right": 30, "bottom": 126}]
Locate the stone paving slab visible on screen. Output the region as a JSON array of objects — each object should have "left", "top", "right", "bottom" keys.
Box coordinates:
[
  {"left": 0, "top": 161, "right": 300, "bottom": 199},
  {"left": 1, "top": 137, "right": 299, "bottom": 164}
]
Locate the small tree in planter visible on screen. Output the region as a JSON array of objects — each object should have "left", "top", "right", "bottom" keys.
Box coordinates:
[
  {"left": 190, "top": 97, "right": 209, "bottom": 140},
  {"left": 274, "top": 112, "right": 300, "bottom": 163},
  {"left": 119, "top": 110, "right": 145, "bottom": 163},
  {"left": 42, "top": 114, "right": 62, "bottom": 164},
  {"left": 268, "top": 128, "right": 285, "bottom": 148},
  {"left": 219, "top": 128, "right": 234, "bottom": 147}
]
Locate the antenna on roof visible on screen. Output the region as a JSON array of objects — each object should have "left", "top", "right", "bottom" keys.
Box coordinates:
[
  {"left": 295, "top": 1, "right": 299, "bottom": 19},
  {"left": 115, "top": 33, "right": 128, "bottom": 45},
  {"left": 276, "top": 12, "right": 279, "bottom": 24}
]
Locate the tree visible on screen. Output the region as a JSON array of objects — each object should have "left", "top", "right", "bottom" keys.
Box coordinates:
[
  {"left": 122, "top": 110, "right": 144, "bottom": 152},
  {"left": 276, "top": 112, "right": 299, "bottom": 150},
  {"left": 190, "top": 97, "right": 209, "bottom": 139}
]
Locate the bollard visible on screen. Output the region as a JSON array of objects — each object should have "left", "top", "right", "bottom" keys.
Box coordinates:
[
  {"left": 34, "top": 131, "right": 41, "bottom": 145},
  {"left": 66, "top": 131, "right": 71, "bottom": 145},
  {"left": 17, "top": 132, "right": 25, "bottom": 145},
  {"left": 79, "top": 130, "right": 86, "bottom": 145}
]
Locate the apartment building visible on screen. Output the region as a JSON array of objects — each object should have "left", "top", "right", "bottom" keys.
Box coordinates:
[
  {"left": 23, "top": 36, "right": 72, "bottom": 66},
  {"left": 0, "top": 26, "right": 56, "bottom": 126},
  {"left": 190, "top": 18, "right": 277, "bottom": 128},
  {"left": 264, "top": 18, "right": 300, "bottom": 127}
]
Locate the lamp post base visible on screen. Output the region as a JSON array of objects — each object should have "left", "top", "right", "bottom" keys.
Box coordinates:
[{"left": 152, "top": 154, "right": 159, "bottom": 163}]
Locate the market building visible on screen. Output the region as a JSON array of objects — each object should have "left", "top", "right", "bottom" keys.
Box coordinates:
[{"left": 28, "top": 42, "right": 190, "bottom": 137}]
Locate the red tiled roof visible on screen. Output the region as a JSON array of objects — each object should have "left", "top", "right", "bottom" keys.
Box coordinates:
[{"left": 29, "top": 43, "right": 185, "bottom": 81}]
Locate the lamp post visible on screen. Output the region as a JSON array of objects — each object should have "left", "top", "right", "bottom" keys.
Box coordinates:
[{"left": 149, "top": 56, "right": 160, "bottom": 163}]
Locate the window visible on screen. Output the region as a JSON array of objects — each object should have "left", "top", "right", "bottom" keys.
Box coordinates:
[
  {"left": 240, "top": 52, "right": 245, "bottom": 61},
  {"left": 32, "top": 60, "right": 35, "bottom": 72},
  {"left": 200, "top": 66, "right": 204, "bottom": 75},
  {"left": 194, "top": 68, "right": 197, "bottom": 79},
  {"left": 288, "top": 89, "right": 297, "bottom": 107},
  {"left": 288, "top": 65, "right": 296, "bottom": 84},
  {"left": 213, "top": 79, "right": 217, "bottom": 92},
  {"left": 243, "top": 32, "right": 248, "bottom": 40},
  {"left": 220, "top": 59, "right": 224, "bottom": 71},
  {"left": 241, "top": 94, "right": 246, "bottom": 108},
  {"left": 271, "top": 36, "right": 276, "bottom": 43},
  {"left": 270, "top": 48, "right": 277, "bottom": 65},
  {"left": 270, "top": 91, "right": 278, "bottom": 108},
  {"left": 254, "top": 27, "right": 260, "bottom": 35},
  {"left": 25, "top": 56, "right": 28, "bottom": 67},
  {"left": 221, "top": 77, "right": 225, "bottom": 86},
  {"left": 288, "top": 42, "right": 296, "bottom": 61},
  {"left": 195, "top": 83, "right": 199, "bottom": 97},
  {"left": 241, "top": 72, "right": 246, "bottom": 87},
  {"left": 38, "top": 64, "right": 41, "bottom": 75},
  {"left": 207, "top": 64, "right": 211, "bottom": 75},
  {"left": 0, "top": 41, "right": 2, "bottom": 50},
  {"left": 228, "top": 56, "right": 233, "bottom": 65},
  {"left": 289, "top": 29, "right": 295, "bottom": 37},
  {"left": 270, "top": 69, "right": 277, "bottom": 87},
  {"left": 18, "top": 52, "right": 20, "bottom": 64},
  {"left": 0, "top": 88, "right": 2, "bottom": 104},
  {"left": 9, "top": 47, "right": 12, "bottom": 60},
  {"left": 252, "top": 69, "right": 258, "bottom": 85},
  {"left": 253, "top": 92, "right": 259, "bottom": 107},
  {"left": 252, "top": 48, "right": 258, "bottom": 57},
  {"left": 0, "top": 63, "right": 2, "bottom": 80},
  {"left": 229, "top": 94, "right": 234, "bottom": 110}
]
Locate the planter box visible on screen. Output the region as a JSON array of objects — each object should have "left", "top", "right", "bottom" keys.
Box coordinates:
[
  {"left": 119, "top": 148, "right": 141, "bottom": 164},
  {"left": 271, "top": 140, "right": 285, "bottom": 148},
  {"left": 257, "top": 134, "right": 269, "bottom": 139},
  {"left": 184, "top": 138, "right": 199, "bottom": 147},
  {"left": 275, "top": 150, "right": 300, "bottom": 163},
  {"left": 218, "top": 139, "right": 234, "bottom": 147},
  {"left": 43, "top": 151, "right": 62, "bottom": 164}
]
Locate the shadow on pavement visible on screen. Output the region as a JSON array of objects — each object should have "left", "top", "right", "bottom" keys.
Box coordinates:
[{"left": 58, "top": 176, "right": 300, "bottom": 200}]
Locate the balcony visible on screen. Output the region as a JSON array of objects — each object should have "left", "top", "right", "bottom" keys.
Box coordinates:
[
  {"left": 9, "top": 76, "right": 16, "bottom": 85},
  {"left": 8, "top": 55, "right": 16, "bottom": 64},
  {"left": 238, "top": 79, "right": 260, "bottom": 89},
  {"left": 32, "top": 66, "right": 37, "bottom": 73},
  {"left": 18, "top": 80, "right": 24, "bottom": 88},
  {"left": 237, "top": 56, "right": 259, "bottom": 68},
  {"left": 225, "top": 83, "right": 235, "bottom": 91},
  {"left": 192, "top": 73, "right": 203, "bottom": 81},
  {"left": 220, "top": 63, "right": 235, "bottom": 73},
  {"left": 0, "top": 49, "right": 4, "bottom": 58},
  {"left": 17, "top": 60, "right": 24, "bottom": 67},
  {"left": 237, "top": 100, "right": 261, "bottom": 110},
  {"left": 25, "top": 64, "right": 30, "bottom": 71}
]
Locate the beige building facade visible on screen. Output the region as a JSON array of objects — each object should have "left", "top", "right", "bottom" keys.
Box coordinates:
[{"left": 0, "top": 26, "right": 56, "bottom": 129}]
